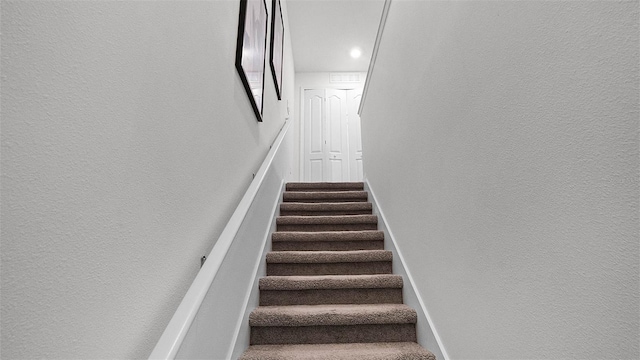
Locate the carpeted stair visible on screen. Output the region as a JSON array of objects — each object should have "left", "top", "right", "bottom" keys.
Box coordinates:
[{"left": 240, "top": 182, "right": 435, "bottom": 360}]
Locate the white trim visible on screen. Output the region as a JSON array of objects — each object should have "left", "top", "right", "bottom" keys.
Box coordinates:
[
  {"left": 359, "top": 0, "right": 392, "bottom": 116},
  {"left": 299, "top": 86, "right": 306, "bottom": 181},
  {"left": 148, "top": 120, "right": 292, "bottom": 360},
  {"left": 329, "top": 73, "right": 362, "bottom": 83},
  {"left": 225, "top": 179, "right": 283, "bottom": 360},
  {"left": 365, "top": 179, "right": 450, "bottom": 360}
]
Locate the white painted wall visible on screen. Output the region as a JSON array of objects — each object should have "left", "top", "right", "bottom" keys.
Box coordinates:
[
  {"left": 1, "top": 1, "right": 295, "bottom": 358},
  {"left": 293, "top": 72, "right": 367, "bottom": 179},
  {"left": 360, "top": 1, "right": 639, "bottom": 359},
  {"left": 172, "top": 121, "right": 293, "bottom": 360}
]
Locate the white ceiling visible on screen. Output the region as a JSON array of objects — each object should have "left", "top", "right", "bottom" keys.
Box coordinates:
[{"left": 285, "top": 0, "right": 385, "bottom": 72}]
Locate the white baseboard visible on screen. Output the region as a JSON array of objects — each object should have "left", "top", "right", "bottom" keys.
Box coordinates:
[{"left": 365, "top": 179, "right": 449, "bottom": 360}]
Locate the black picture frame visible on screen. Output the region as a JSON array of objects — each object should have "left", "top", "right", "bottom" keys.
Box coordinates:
[
  {"left": 236, "top": 0, "right": 268, "bottom": 122},
  {"left": 269, "top": 0, "right": 285, "bottom": 100}
]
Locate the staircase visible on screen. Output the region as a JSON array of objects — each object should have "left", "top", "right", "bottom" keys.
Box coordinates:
[{"left": 239, "top": 182, "right": 435, "bottom": 360}]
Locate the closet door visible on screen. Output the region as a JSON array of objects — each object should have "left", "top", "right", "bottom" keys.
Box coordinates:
[{"left": 303, "top": 89, "right": 353, "bottom": 182}]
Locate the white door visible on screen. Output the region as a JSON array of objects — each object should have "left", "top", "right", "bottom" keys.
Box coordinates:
[
  {"left": 325, "top": 89, "right": 349, "bottom": 181},
  {"left": 303, "top": 89, "right": 325, "bottom": 181},
  {"left": 303, "top": 89, "right": 360, "bottom": 182},
  {"left": 347, "top": 89, "right": 363, "bottom": 181}
]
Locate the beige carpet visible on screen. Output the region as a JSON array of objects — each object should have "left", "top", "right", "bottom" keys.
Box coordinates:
[{"left": 239, "top": 182, "right": 435, "bottom": 360}]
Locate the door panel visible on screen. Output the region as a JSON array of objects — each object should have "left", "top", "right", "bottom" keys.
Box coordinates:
[
  {"left": 330, "top": 159, "right": 344, "bottom": 182},
  {"left": 327, "top": 94, "right": 344, "bottom": 154},
  {"left": 310, "top": 159, "right": 323, "bottom": 182},
  {"left": 325, "top": 89, "right": 348, "bottom": 181},
  {"left": 347, "top": 89, "right": 364, "bottom": 181},
  {"left": 303, "top": 90, "right": 325, "bottom": 181},
  {"left": 310, "top": 97, "right": 323, "bottom": 153}
]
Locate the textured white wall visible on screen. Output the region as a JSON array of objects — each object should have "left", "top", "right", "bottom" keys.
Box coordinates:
[
  {"left": 1, "top": 1, "right": 295, "bottom": 358},
  {"left": 360, "top": 1, "right": 639, "bottom": 359}
]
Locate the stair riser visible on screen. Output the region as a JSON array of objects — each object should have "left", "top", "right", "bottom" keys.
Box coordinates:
[
  {"left": 272, "top": 231, "right": 384, "bottom": 243},
  {"left": 260, "top": 288, "right": 403, "bottom": 306},
  {"left": 272, "top": 240, "right": 384, "bottom": 251},
  {"left": 267, "top": 262, "right": 392, "bottom": 276},
  {"left": 283, "top": 192, "right": 368, "bottom": 203},
  {"left": 283, "top": 198, "right": 368, "bottom": 203},
  {"left": 277, "top": 224, "right": 378, "bottom": 232},
  {"left": 250, "top": 324, "right": 417, "bottom": 345},
  {"left": 285, "top": 189, "right": 365, "bottom": 192},
  {"left": 285, "top": 182, "right": 364, "bottom": 192},
  {"left": 280, "top": 209, "right": 373, "bottom": 216}
]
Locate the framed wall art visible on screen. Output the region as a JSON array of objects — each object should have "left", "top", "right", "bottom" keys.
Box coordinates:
[
  {"left": 236, "top": 0, "right": 268, "bottom": 122},
  {"left": 270, "top": 0, "right": 285, "bottom": 100}
]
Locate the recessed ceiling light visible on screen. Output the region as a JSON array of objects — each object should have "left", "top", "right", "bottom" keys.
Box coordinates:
[{"left": 350, "top": 48, "right": 362, "bottom": 59}]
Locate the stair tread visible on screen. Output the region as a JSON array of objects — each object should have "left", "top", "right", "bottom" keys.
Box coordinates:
[
  {"left": 284, "top": 191, "right": 367, "bottom": 197},
  {"left": 240, "top": 342, "right": 435, "bottom": 360},
  {"left": 286, "top": 182, "right": 365, "bottom": 191},
  {"left": 283, "top": 191, "right": 368, "bottom": 202},
  {"left": 266, "top": 250, "right": 392, "bottom": 263},
  {"left": 281, "top": 202, "right": 372, "bottom": 211},
  {"left": 281, "top": 201, "right": 372, "bottom": 207},
  {"left": 249, "top": 304, "right": 417, "bottom": 327},
  {"left": 277, "top": 214, "right": 377, "bottom": 225},
  {"left": 260, "top": 274, "right": 403, "bottom": 290},
  {"left": 272, "top": 230, "right": 384, "bottom": 242}
]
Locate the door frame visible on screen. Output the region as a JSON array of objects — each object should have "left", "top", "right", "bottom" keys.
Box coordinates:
[{"left": 299, "top": 86, "right": 363, "bottom": 181}]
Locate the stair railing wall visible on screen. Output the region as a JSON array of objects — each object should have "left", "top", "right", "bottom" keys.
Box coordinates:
[
  {"left": 365, "top": 180, "right": 449, "bottom": 360},
  {"left": 149, "top": 120, "right": 293, "bottom": 360}
]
